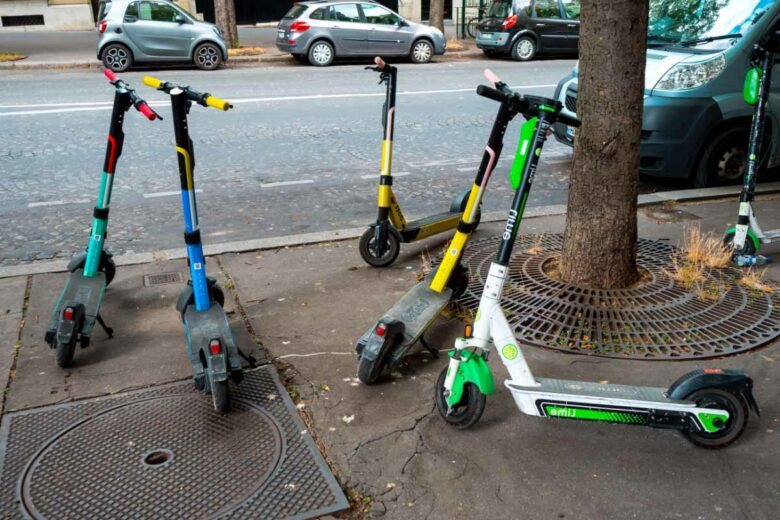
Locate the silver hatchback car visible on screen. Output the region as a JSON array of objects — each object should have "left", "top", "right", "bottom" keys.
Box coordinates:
[
  {"left": 277, "top": 0, "right": 447, "bottom": 66},
  {"left": 97, "top": 0, "right": 228, "bottom": 72}
]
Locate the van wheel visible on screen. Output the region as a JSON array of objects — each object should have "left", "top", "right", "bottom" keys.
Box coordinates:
[
  {"left": 101, "top": 43, "right": 133, "bottom": 72},
  {"left": 694, "top": 127, "right": 749, "bottom": 188},
  {"left": 309, "top": 40, "right": 334, "bottom": 66},
  {"left": 512, "top": 37, "right": 536, "bottom": 61},
  {"left": 194, "top": 42, "right": 223, "bottom": 70},
  {"left": 411, "top": 39, "right": 434, "bottom": 63}
]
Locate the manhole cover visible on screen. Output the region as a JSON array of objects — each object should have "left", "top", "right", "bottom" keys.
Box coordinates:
[
  {"left": 143, "top": 272, "right": 184, "bottom": 287},
  {"left": 0, "top": 367, "right": 348, "bottom": 519},
  {"left": 456, "top": 234, "right": 780, "bottom": 360}
]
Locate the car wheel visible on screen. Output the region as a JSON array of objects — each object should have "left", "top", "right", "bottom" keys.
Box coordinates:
[
  {"left": 101, "top": 43, "right": 133, "bottom": 72},
  {"left": 194, "top": 42, "right": 223, "bottom": 71},
  {"left": 512, "top": 36, "right": 536, "bottom": 61},
  {"left": 410, "top": 39, "right": 434, "bottom": 64},
  {"left": 308, "top": 40, "right": 334, "bottom": 67},
  {"left": 693, "top": 127, "right": 749, "bottom": 188}
]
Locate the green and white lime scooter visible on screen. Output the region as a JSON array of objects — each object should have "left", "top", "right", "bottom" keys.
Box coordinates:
[{"left": 436, "top": 70, "right": 759, "bottom": 448}]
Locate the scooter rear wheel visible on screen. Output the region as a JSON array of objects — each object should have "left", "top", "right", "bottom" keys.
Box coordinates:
[
  {"left": 435, "top": 366, "right": 486, "bottom": 429},
  {"left": 682, "top": 388, "right": 748, "bottom": 449},
  {"left": 359, "top": 228, "right": 400, "bottom": 267},
  {"left": 356, "top": 333, "right": 400, "bottom": 384},
  {"left": 55, "top": 318, "right": 81, "bottom": 368},
  {"left": 211, "top": 380, "right": 230, "bottom": 414}
]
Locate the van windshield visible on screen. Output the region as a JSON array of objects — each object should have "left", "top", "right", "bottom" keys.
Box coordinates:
[
  {"left": 648, "top": 0, "right": 773, "bottom": 50},
  {"left": 486, "top": 0, "right": 513, "bottom": 18}
]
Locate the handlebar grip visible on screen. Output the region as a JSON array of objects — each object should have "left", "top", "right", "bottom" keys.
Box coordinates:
[
  {"left": 143, "top": 75, "right": 162, "bottom": 89},
  {"left": 559, "top": 112, "right": 581, "bottom": 128},
  {"left": 476, "top": 84, "right": 507, "bottom": 104},
  {"left": 374, "top": 56, "right": 386, "bottom": 69},
  {"left": 104, "top": 69, "right": 118, "bottom": 82},
  {"left": 137, "top": 102, "right": 157, "bottom": 121},
  {"left": 205, "top": 96, "right": 232, "bottom": 111},
  {"left": 483, "top": 68, "right": 502, "bottom": 86}
]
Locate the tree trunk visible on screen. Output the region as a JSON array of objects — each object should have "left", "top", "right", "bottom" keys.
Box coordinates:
[
  {"left": 429, "top": 0, "right": 445, "bottom": 32},
  {"left": 214, "top": 0, "right": 238, "bottom": 48},
  {"left": 559, "top": 0, "right": 648, "bottom": 289}
]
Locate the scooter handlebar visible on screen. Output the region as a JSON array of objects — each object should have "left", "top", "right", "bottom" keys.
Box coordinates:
[
  {"left": 205, "top": 95, "right": 232, "bottom": 111},
  {"left": 143, "top": 75, "right": 232, "bottom": 111},
  {"left": 104, "top": 69, "right": 118, "bottom": 82},
  {"left": 374, "top": 56, "right": 387, "bottom": 69},
  {"left": 143, "top": 75, "right": 162, "bottom": 89},
  {"left": 559, "top": 112, "right": 581, "bottom": 128},
  {"left": 476, "top": 84, "right": 508, "bottom": 104},
  {"left": 483, "top": 68, "right": 502, "bottom": 87},
  {"left": 137, "top": 101, "right": 157, "bottom": 121}
]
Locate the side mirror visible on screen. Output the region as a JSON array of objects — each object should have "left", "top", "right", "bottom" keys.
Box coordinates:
[
  {"left": 398, "top": 19, "right": 409, "bottom": 27},
  {"left": 175, "top": 14, "right": 187, "bottom": 24}
]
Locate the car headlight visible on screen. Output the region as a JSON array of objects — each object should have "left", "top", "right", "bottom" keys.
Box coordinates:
[
  {"left": 573, "top": 61, "right": 579, "bottom": 77},
  {"left": 654, "top": 54, "right": 726, "bottom": 91}
]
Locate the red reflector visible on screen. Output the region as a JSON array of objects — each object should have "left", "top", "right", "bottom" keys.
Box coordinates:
[
  {"left": 209, "top": 339, "right": 222, "bottom": 355},
  {"left": 289, "top": 21, "right": 310, "bottom": 32},
  {"left": 287, "top": 39, "right": 297, "bottom": 45},
  {"left": 376, "top": 324, "right": 386, "bottom": 337},
  {"left": 501, "top": 14, "right": 518, "bottom": 30},
  {"left": 98, "top": 20, "right": 107, "bottom": 33},
  {"left": 63, "top": 307, "right": 75, "bottom": 320}
]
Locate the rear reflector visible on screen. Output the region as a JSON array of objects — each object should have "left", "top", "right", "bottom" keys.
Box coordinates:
[
  {"left": 376, "top": 324, "right": 386, "bottom": 337},
  {"left": 63, "top": 307, "right": 75, "bottom": 320},
  {"left": 209, "top": 339, "right": 222, "bottom": 355}
]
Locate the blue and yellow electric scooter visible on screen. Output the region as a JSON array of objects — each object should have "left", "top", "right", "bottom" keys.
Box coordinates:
[
  {"left": 143, "top": 76, "right": 243, "bottom": 413},
  {"left": 45, "top": 70, "right": 160, "bottom": 367}
]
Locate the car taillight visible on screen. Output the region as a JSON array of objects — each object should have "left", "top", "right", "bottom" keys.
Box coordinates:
[
  {"left": 98, "top": 20, "right": 107, "bottom": 33},
  {"left": 209, "top": 339, "right": 222, "bottom": 355},
  {"left": 289, "top": 21, "right": 310, "bottom": 32},
  {"left": 501, "top": 14, "right": 518, "bottom": 30}
]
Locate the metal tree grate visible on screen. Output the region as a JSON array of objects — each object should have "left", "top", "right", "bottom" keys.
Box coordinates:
[
  {"left": 0, "top": 367, "right": 348, "bottom": 519},
  {"left": 455, "top": 234, "right": 780, "bottom": 360}
]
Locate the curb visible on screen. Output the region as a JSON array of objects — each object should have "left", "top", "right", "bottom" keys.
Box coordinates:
[{"left": 2, "top": 182, "right": 779, "bottom": 280}]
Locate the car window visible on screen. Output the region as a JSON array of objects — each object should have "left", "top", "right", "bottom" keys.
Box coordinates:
[
  {"left": 137, "top": 1, "right": 179, "bottom": 22},
  {"left": 486, "top": 0, "right": 513, "bottom": 18},
  {"left": 361, "top": 4, "right": 400, "bottom": 25},
  {"left": 331, "top": 3, "right": 362, "bottom": 23},
  {"left": 283, "top": 4, "right": 308, "bottom": 19},
  {"left": 98, "top": 1, "right": 112, "bottom": 21},
  {"left": 561, "top": 0, "right": 579, "bottom": 20},
  {"left": 310, "top": 7, "right": 330, "bottom": 20},
  {"left": 125, "top": 2, "right": 138, "bottom": 20},
  {"left": 533, "top": 0, "right": 562, "bottom": 19}
]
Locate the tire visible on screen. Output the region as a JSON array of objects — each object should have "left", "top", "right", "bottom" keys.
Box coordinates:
[
  {"left": 211, "top": 379, "right": 230, "bottom": 414},
  {"left": 55, "top": 317, "right": 81, "bottom": 368},
  {"left": 682, "top": 388, "right": 748, "bottom": 449},
  {"left": 359, "top": 227, "right": 401, "bottom": 267},
  {"left": 435, "top": 365, "right": 486, "bottom": 429},
  {"left": 179, "top": 284, "right": 226, "bottom": 321},
  {"left": 69, "top": 252, "right": 116, "bottom": 286},
  {"left": 466, "top": 19, "right": 478, "bottom": 39},
  {"left": 194, "top": 42, "right": 223, "bottom": 71},
  {"left": 410, "top": 39, "right": 434, "bottom": 64},
  {"left": 308, "top": 40, "right": 334, "bottom": 67},
  {"left": 511, "top": 36, "right": 536, "bottom": 61},
  {"left": 723, "top": 230, "right": 757, "bottom": 257},
  {"left": 693, "top": 127, "right": 749, "bottom": 188},
  {"left": 447, "top": 263, "right": 471, "bottom": 299},
  {"left": 356, "top": 332, "right": 400, "bottom": 384},
  {"left": 101, "top": 43, "right": 133, "bottom": 72}
]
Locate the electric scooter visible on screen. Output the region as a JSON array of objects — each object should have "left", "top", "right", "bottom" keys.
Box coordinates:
[
  {"left": 359, "top": 57, "right": 481, "bottom": 267},
  {"left": 143, "top": 76, "right": 243, "bottom": 413},
  {"left": 724, "top": 31, "right": 780, "bottom": 264},
  {"left": 437, "top": 71, "right": 760, "bottom": 448},
  {"left": 45, "top": 70, "right": 160, "bottom": 367},
  {"left": 355, "top": 70, "right": 528, "bottom": 383}
]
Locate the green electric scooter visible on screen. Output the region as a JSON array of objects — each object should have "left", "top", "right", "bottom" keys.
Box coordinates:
[{"left": 45, "top": 70, "right": 160, "bottom": 367}]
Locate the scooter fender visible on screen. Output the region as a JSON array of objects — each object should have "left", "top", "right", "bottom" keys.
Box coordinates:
[
  {"left": 449, "top": 187, "right": 473, "bottom": 214},
  {"left": 67, "top": 252, "right": 89, "bottom": 272},
  {"left": 356, "top": 319, "right": 405, "bottom": 362},
  {"left": 446, "top": 350, "right": 496, "bottom": 407},
  {"left": 55, "top": 303, "right": 85, "bottom": 347},
  {"left": 725, "top": 226, "right": 760, "bottom": 252},
  {"left": 204, "top": 344, "right": 229, "bottom": 383},
  {"left": 667, "top": 368, "right": 760, "bottom": 416}
]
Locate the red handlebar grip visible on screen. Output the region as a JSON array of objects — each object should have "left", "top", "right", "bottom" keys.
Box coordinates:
[
  {"left": 374, "top": 56, "right": 386, "bottom": 68},
  {"left": 104, "top": 69, "right": 118, "bottom": 82},
  {"left": 138, "top": 102, "right": 156, "bottom": 121}
]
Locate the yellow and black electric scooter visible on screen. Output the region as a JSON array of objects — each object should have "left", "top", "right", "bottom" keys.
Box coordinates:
[
  {"left": 359, "top": 57, "right": 481, "bottom": 267},
  {"left": 355, "top": 73, "right": 518, "bottom": 383}
]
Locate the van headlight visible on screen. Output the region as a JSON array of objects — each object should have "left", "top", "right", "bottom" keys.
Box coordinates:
[{"left": 654, "top": 54, "right": 726, "bottom": 91}]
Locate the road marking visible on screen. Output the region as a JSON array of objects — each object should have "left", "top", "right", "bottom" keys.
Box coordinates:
[
  {"left": 27, "top": 199, "right": 90, "bottom": 208},
  {"left": 0, "top": 84, "right": 557, "bottom": 117},
  {"left": 360, "top": 172, "right": 411, "bottom": 179},
  {"left": 260, "top": 179, "right": 314, "bottom": 188},
  {"left": 143, "top": 189, "right": 202, "bottom": 198},
  {"left": 456, "top": 166, "right": 475, "bottom": 172}
]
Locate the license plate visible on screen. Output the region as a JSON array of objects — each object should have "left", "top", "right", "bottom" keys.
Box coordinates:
[
  {"left": 566, "top": 126, "right": 576, "bottom": 139},
  {"left": 480, "top": 32, "right": 493, "bottom": 38}
]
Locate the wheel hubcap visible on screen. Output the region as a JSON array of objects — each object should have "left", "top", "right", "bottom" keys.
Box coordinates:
[
  {"left": 717, "top": 146, "right": 746, "bottom": 181},
  {"left": 105, "top": 47, "right": 128, "bottom": 70},
  {"left": 197, "top": 46, "right": 218, "bottom": 67},
  {"left": 313, "top": 44, "right": 331, "bottom": 64},
  {"left": 414, "top": 43, "right": 432, "bottom": 62},
  {"left": 517, "top": 40, "right": 533, "bottom": 58}
]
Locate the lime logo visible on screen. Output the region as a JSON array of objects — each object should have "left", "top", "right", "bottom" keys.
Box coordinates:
[
  {"left": 502, "top": 344, "right": 518, "bottom": 360},
  {"left": 535, "top": 147, "right": 541, "bottom": 157},
  {"left": 475, "top": 309, "right": 481, "bottom": 321}
]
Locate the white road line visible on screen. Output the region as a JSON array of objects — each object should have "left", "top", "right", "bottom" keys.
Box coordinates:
[
  {"left": 260, "top": 179, "right": 314, "bottom": 188},
  {"left": 456, "top": 166, "right": 475, "bottom": 172},
  {"left": 143, "top": 189, "right": 202, "bottom": 198},
  {"left": 360, "top": 172, "right": 411, "bottom": 179},
  {"left": 0, "top": 101, "right": 114, "bottom": 109},
  {"left": 0, "top": 84, "right": 557, "bottom": 117},
  {"left": 28, "top": 199, "right": 91, "bottom": 208}
]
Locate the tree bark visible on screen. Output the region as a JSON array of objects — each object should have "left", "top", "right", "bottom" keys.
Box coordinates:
[
  {"left": 214, "top": 0, "right": 238, "bottom": 48},
  {"left": 429, "top": 0, "right": 445, "bottom": 32},
  {"left": 559, "top": 0, "right": 648, "bottom": 289}
]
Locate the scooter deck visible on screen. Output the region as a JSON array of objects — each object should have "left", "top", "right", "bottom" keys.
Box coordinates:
[
  {"left": 46, "top": 269, "right": 106, "bottom": 339},
  {"left": 405, "top": 210, "right": 461, "bottom": 230},
  {"left": 509, "top": 378, "right": 674, "bottom": 404}
]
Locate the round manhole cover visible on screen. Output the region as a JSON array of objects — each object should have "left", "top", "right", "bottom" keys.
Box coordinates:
[
  {"left": 21, "top": 394, "right": 283, "bottom": 519},
  {"left": 457, "top": 234, "right": 780, "bottom": 360}
]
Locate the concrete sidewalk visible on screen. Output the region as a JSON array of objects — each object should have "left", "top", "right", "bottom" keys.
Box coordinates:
[{"left": 1, "top": 194, "right": 779, "bottom": 519}]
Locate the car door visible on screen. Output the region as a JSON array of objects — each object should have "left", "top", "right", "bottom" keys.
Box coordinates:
[
  {"left": 559, "top": 0, "right": 580, "bottom": 52},
  {"left": 529, "top": 0, "right": 569, "bottom": 52},
  {"left": 122, "top": 1, "right": 192, "bottom": 58},
  {"left": 329, "top": 3, "right": 369, "bottom": 54},
  {"left": 359, "top": 3, "right": 411, "bottom": 55}
]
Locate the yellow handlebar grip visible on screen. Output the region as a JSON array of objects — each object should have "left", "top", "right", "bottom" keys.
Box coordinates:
[
  {"left": 206, "top": 96, "right": 232, "bottom": 111},
  {"left": 143, "top": 76, "right": 162, "bottom": 89}
]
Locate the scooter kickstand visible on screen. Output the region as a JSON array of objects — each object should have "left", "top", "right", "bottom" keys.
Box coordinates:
[
  {"left": 419, "top": 336, "right": 439, "bottom": 359},
  {"left": 96, "top": 314, "right": 114, "bottom": 338}
]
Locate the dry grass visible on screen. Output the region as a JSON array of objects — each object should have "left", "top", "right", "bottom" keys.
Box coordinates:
[
  {"left": 446, "top": 38, "right": 466, "bottom": 51},
  {"left": 739, "top": 268, "right": 775, "bottom": 294},
  {"left": 227, "top": 46, "right": 265, "bottom": 57},
  {"left": 681, "top": 226, "right": 732, "bottom": 269},
  {"left": 527, "top": 234, "right": 545, "bottom": 255},
  {"left": 416, "top": 251, "right": 434, "bottom": 282},
  {"left": 0, "top": 53, "right": 26, "bottom": 62}
]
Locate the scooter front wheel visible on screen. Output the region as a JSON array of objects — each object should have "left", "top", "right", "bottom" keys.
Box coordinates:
[
  {"left": 359, "top": 228, "right": 400, "bottom": 267},
  {"left": 435, "top": 366, "right": 486, "bottom": 429},
  {"left": 211, "top": 380, "right": 230, "bottom": 414},
  {"left": 723, "top": 231, "right": 757, "bottom": 257},
  {"left": 682, "top": 388, "right": 748, "bottom": 449}
]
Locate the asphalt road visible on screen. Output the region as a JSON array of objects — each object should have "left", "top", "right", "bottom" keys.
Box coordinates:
[{"left": 2, "top": 58, "right": 585, "bottom": 265}]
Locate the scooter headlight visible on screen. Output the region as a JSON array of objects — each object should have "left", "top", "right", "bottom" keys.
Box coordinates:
[{"left": 654, "top": 54, "right": 726, "bottom": 91}]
